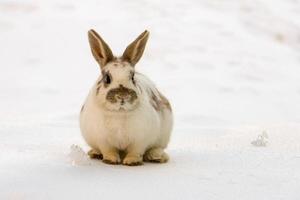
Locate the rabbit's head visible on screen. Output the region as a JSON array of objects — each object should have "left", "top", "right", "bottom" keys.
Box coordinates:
[{"left": 88, "top": 29, "right": 149, "bottom": 112}]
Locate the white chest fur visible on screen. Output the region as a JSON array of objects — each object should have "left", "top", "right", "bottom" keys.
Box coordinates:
[{"left": 80, "top": 98, "right": 161, "bottom": 151}]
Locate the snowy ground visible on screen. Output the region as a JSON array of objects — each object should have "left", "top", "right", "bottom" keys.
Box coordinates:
[{"left": 1, "top": 0, "right": 300, "bottom": 199}]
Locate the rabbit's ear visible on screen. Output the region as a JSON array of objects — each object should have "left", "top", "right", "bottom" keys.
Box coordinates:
[
  {"left": 122, "top": 30, "right": 149, "bottom": 66},
  {"left": 88, "top": 29, "right": 114, "bottom": 68}
]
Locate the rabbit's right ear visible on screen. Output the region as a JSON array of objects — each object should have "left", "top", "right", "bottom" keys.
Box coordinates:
[
  {"left": 122, "top": 30, "right": 149, "bottom": 66},
  {"left": 88, "top": 29, "right": 114, "bottom": 68}
]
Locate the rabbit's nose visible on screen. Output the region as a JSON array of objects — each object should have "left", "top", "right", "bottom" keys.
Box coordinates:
[
  {"left": 116, "top": 94, "right": 129, "bottom": 101},
  {"left": 116, "top": 94, "right": 127, "bottom": 105},
  {"left": 116, "top": 94, "right": 123, "bottom": 100}
]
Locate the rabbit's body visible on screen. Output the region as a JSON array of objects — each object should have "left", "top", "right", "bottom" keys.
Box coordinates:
[
  {"left": 80, "top": 30, "right": 173, "bottom": 165},
  {"left": 80, "top": 73, "right": 172, "bottom": 157}
]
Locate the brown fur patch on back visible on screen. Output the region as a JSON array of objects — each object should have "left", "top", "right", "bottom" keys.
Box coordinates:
[
  {"left": 159, "top": 92, "right": 172, "bottom": 111},
  {"left": 150, "top": 91, "right": 172, "bottom": 112}
]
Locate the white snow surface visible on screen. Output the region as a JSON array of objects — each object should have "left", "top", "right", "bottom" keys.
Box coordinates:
[{"left": 1, "top": 0, "right": 300, "bottom": 199}]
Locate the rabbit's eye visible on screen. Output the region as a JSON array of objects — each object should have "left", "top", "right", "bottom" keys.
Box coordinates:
[
  {"left": 131, "top": 72, "right": 135, "bottom": 84},
  {"left": 104, "top": 74, "right": 111, "bottom": 84}
]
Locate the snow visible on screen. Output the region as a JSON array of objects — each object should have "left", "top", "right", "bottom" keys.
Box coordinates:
[
  {"left": 69, "top": 144, "right": 91, "bottom": 166},
  {"left": 1, "top": 0, "right": 300, "bottom": 199},
  {"left": 251, "top": 130, "right": 268, "bottom": 147}
]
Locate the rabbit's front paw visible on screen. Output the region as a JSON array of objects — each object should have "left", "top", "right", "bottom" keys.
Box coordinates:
[
  {"left": 88, "top": 149, "right": 103, "bottom": 160},
  {"left": 144, "top": 148, "right": 169, "bottom": 163},
  {"left": 123, "top": 154, "right": 143, "bottom": 166},
  {"left": 102, "top": 153, "right": 121, "bottom": 165}
]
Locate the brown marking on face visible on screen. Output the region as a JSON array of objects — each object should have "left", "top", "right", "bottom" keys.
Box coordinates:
[
  {"left": 96, "top": 76, "right": 104, "bottom": 95},
  {"left": 97, "top": 76, "right": 104, "bottom": 85},
  {"left": 150, "top": 91, "right": 172, "bottom": 112},
  {"left": 96, "top": 85, "right": 101, "bottom": 95},
  {"left": 109, "top": 59, "right": 132, "bottom": 68},
  {"left": 81, "top": 104, "right": 85, "bottom": 112},
  {"left": 106, "top": 84, "right": 137, "bottom": 104}
]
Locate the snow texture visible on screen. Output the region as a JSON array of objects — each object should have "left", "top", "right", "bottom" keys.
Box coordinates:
[
  {"left": 0, "top": 0, "right": 300, "bottom": 199},
  {"left": 251, "top": 130, "right": 268, "bottom": 147},
  {"left": 69, "top": 144, "right": 91, "bottom": 166}
]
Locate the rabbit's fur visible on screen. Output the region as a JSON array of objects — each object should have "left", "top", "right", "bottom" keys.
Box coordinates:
[{"left": 80, "top": 30, "right": 173, "bottom": 166}]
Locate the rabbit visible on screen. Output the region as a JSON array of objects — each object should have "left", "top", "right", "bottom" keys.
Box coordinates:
[{"left": 80, "top": 29, "right": 173, "bottom": 166}]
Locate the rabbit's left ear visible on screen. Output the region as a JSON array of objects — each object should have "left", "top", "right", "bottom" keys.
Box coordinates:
[
  {"left": 88, "top": 29, "right": 114, "bottom": 68},
  {"left": 122, "top": 30, "right": 149, "bottom": 66}
]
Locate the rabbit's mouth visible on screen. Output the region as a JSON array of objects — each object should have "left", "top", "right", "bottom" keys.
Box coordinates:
[
  {"left": 104, "top": 98, "right": 139, "bottom": 112},
  {"left": 105, "top": 105, "right": 137, "bottom": 113},
  {"left": 118, "top": 101, "right": 139, "bottom": 112},
  {"left": 118, "top": 107, "right": 126, "bottom": 111}
]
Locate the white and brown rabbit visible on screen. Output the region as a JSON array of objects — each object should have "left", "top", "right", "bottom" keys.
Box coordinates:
[{"left": 80, "top": 29, "right": 173, "bottom": 166}]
